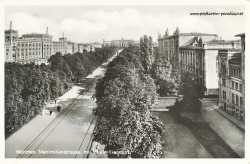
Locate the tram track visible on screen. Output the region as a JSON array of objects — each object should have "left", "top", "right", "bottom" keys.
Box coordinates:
[{"left": 17, "top": 77, "right": 96, "bottom": 158}]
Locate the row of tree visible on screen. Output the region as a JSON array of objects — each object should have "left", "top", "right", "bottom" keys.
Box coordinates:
[
  {"left": 93, "top": 43, "right": 164, "bottom": 158},
  {"left": 5, "top": 46, "right": 117, "bottom": 134}
]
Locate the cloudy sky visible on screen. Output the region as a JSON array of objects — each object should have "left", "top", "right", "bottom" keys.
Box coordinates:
[{"left": 5, "top": 6, "right": 245, "bottom": 43}]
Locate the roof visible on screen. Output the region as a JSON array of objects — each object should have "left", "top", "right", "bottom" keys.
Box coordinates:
[
  {"left": 22, "top": 33, "right": 52, "bottom": 38},
  {"left": 181, "top": 37, "right": 196, "bottom": 47},
  {"left": 5, "top": 29, "right": 18, "bottom": 33},
  {"left": 207, "top": 39, "right": 240, "bottom": 45},
  {"left": 159, "top": 32, "right": 217, "bottom": 40},
  {"left": 180, "top": 32, "right": 217, "bottom": 36},
  {"left": 93, "top": 42, "right": 102, "bottom": 45},
  {"left": 235, "top": 33, "right": 245, "bottom": 37}
]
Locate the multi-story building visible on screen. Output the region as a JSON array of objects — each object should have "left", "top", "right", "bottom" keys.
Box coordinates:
[
  {"left": 103, "top": 38, "right": 139, "bottom": 48},
  {"left": 93, "top": 42, "right": 102, "bottom": 49},
  {"left": 5, "top": 21, "right": 53, "bottom": 64},
  {"left": 4, "top": 21, "right": 115, "bottom": 64},
  {"left": 52, "top": 33, "right": 68, "bottom": 55},
  {"left": 21, "top": 28, "right": 53, "bottom": 63},
  {"left": 68, "top": 42, "right": 78, "bottom": 54},
  {"left": 4, "top": 21, "right": 19, "bottom": 62},
  {"left": 78, "top": 44, "right": 84, "bottom": 53},
  {"left": 82, "top": 43, "right": 95, "bottom": 52},
  {"left": 16, "top": 37, "right": 43, "bottom": 64},
  {"left": 218, "top": 33, "right": 245, "bottom": 122},
  {"left": 158, "top": 27, "right": 241, "bottom": 95}
]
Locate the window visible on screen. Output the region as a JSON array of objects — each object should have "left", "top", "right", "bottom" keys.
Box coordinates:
[
  {"left": 240, "top": 84, "right": 242, "bottom": 92},
  {"left": 222, "top": 91, "right": 226, "bottom": 100},
  {"left": 240, "top": 97, "right": 243, "bottom": 107},
  {"left": 236, "top": 95, "right": 239, "bottom": 106},
  {"left": 235, "top": 83, "right": 238, "bottom": 90},
  {"left": 232, "top": 81, "right": 234, "bottom": 89},
  {"left": 232, "top": 94, "right": 235, "bottom": 104},
  {"left": 222, "top": 78, "right": 226, "bottom": 86}
]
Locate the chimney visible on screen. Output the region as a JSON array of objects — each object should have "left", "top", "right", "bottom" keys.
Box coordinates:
[
  {"left": 46, "top": 27, "right": 48, "bottom": 34},
  {"left": 10, "top": 21, "right": 12, "bottom": 30}
]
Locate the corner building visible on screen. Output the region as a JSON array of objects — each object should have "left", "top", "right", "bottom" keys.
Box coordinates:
[{"left": 218, "top": 33, "right": 245, "bottom": 122}]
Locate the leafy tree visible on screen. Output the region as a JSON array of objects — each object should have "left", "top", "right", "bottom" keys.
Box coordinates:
[
  {"left": 172, "top": 73, "right": 202, "bottom": 113},
  {"left": 140, "top": 35, "right": 153, "bottom": 73},
  {"left": 93, "top": 46, "right": 164, "bottom": 158},
  {"left": 151, "top": 59, "right": 178, "bottom": 96}
]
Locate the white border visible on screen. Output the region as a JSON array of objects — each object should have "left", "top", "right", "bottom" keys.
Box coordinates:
[{"left": 0, "top": 0, "right": 249, "bottom": 164}]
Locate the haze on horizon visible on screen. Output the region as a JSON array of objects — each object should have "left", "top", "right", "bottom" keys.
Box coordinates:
[{"left": 5, "top": 6, "right": 245, "bottom": 43}]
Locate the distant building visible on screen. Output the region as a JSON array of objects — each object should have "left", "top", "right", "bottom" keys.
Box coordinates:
[
  {"left": 218, "top": 33, "right": 245, "bottom": 122},
  {"left": 68, "top": 42, "right": 78, "bottom": 54},
  {"left": 103, "top": 38, "right": 139, "bottom": 48},
  {"left": 4, "top": 21, "right": 105, "bottom": 64},
  {"left": 93, "top": 42, "right": 102, "bottom": 49},
  {"left": 52, "top": 33, "right": 68, "bottom": 55},
  {"left": 78, "top": 44, "right": 84, "bottom": 53},
  {"left": 82, "top": 43, "right": 95, "bottom": 52},
  {"left": 158, "top": 27, "right": 241, "bottom": 95}
]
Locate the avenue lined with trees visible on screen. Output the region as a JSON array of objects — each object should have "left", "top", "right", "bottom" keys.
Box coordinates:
[
  {"left": 5, "top": 46, "right": 117, "bottom": 134},
  {"left": 93, "top": 36, "right": 164, "bottom": 158}
]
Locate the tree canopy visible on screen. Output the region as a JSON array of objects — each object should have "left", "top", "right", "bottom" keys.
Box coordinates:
[{"left": 93, "top": 46, "right": 164, "bottom": 158}]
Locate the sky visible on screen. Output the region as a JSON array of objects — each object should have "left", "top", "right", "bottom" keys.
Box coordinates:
[{"left": 5, "top": 6, "right": 245, "bottom": 43}]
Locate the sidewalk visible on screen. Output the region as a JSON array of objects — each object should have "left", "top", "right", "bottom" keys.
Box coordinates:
[{"left": 211, "top": 106, "right": 245, "bottom": 131}]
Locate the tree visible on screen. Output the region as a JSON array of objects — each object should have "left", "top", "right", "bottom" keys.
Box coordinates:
[
  {"left": 93, "top": 46, "right": 164, "bottom": 158},
  {"left": 140, "top": 35, "right": 153, "bottom": 73},
  {"left": 176, "top": 73, "right": 202, "bottom": 113},
  {"left": 5, "top": 46, "right": 117, "bottom": 134},
  {"left": 151, "top": 59, "right": 178, "bottom": 96}
]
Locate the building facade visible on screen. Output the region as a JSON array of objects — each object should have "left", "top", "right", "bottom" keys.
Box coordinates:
[
  {"left": 218, "top": 33, "right": 245, "bottom": 122},
  {"left": 52, "top": 33, "right": 68, "bottom": 55},
  {"left": 4, "top": 21, "right": 103, "bottom": 64},
  {"left": 5, "top": 21, "right": 53, "bottom": 64},
  {"left": 93, "top": 42, "right": 102, "bottom": 49},
  {"left": 158, "top": 27, "right": 241, "bottom": 94},
  {"left": 103, "top": 38, "right": 139, "bottom": 48}
]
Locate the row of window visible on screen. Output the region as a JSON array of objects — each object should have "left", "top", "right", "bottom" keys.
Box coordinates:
[
  {"left": 222, "top": 90, "right": 244, "bottom": 107},
  {"left": 230, "top": 65, "right": 242, "bottom": 78},
  {"left": 232, "top": 81, "right": 243, "bottom": 92},
  {"left": 232, "top": 93, "right": 244, "bottom": 106}
]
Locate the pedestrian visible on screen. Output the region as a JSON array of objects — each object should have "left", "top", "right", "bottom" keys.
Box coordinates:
[
  {"left": 95, "top": 144, "right": 100, "bottom": 154},
  {"left": 55, "top": 99, "right": 57, "bottom": 104},
  {"left": 57, "top": 105, "right": 61, "bottom": 112},
  {"left": 50, "top": 110, "right": 52, "bottom": 115}
]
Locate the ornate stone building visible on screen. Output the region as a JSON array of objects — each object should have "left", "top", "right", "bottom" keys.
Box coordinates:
[
  {"left": 218, "top": 33, "right": 245, "bottom": 122},
  {"left": 4, "top": 21, "right": 103, "bottom": 64},
  {"left": 4, "top": 21, "right": 53, "bottom": 64},
  {"left": 158, "top": 27, "right": 241, "bottom": 95}
]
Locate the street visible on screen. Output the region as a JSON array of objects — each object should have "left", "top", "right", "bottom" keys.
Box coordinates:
[
  {"left": 201, "top": 99, "right": 245, "bottom": 157},
  {"left": 5, "top": 53, "right": 119, "bottom": 158}
]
